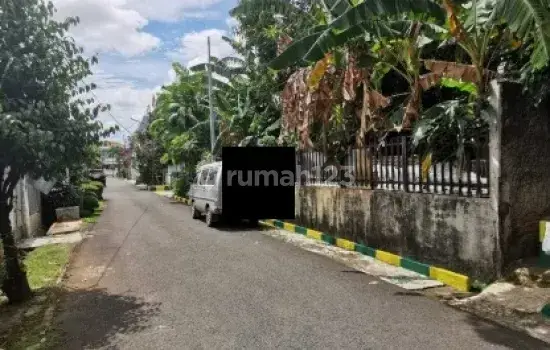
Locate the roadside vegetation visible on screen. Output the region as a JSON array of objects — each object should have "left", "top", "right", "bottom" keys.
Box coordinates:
[
  {"left": 0, "top": 243, "right": 72, "bottom": 349},
  {"left": 0, "top": 0, "right": 114, "bottom": 303},
  {"left": 1, "top": 0, "right": 550, "bottom": 311},
  {"left": 135, "top": 0, "right": 550, "bottom": 198},
  {"left": 82, "top": 201, "right": 106, "bottom": 225}
]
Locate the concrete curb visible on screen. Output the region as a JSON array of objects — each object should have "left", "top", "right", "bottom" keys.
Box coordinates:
[
  {"left": 172, "top": 195, "right": 192, "bottom": 205},
  {"left": 259, "top": 219, "right": 473, "bottom": 292},
  {"left": 150, "top": 185, "right": 170, "bottom": 191}
]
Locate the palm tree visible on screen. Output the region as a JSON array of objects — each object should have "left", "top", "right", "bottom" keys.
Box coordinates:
[
  {"left": 268, "top": 0, "right": 550, "bottom": 177},
  {"left": 150, "top": 64, "right": 211, "bottom": 166}
]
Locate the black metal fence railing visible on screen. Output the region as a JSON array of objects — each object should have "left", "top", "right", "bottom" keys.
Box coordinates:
[{"left": 296, "top": 134, "right": 490, "bottom": 198}]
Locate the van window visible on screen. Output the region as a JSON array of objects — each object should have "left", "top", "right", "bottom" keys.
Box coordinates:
[
  {"left": 193, "top": 173, "right": 200, "bottom": 184},
  {"left": 199, "top": 169, "right": 209, "bottom": 185},
  {"left": 206, "top": 168, "right": 218, "bottom": 185}
]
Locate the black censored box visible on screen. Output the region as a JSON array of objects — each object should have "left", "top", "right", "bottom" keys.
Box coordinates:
[{"left": 221, "top": 147, "right": 295, "bottom": 220}]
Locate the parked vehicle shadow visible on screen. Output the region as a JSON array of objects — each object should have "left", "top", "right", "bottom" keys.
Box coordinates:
[
  {"left": 212, "top": 220, "right": 268, "bottom": 232},
  {"left": 54, "top": 287, "right": 162, "bottom": 349}
]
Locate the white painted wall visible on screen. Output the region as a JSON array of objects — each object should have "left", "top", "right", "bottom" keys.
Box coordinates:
[
  {"left": 10, "top": 175, "right": 43, "bottom": 241},
  {"left": 165, "top": 163, "right": 184, "bottom": 185}
]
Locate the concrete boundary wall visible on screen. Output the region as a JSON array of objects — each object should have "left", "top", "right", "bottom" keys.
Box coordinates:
[
  {"left": 295, "top": 186, "right": 499, "bottom": 281},
  {"left": 295, "top": 80, "right": 550, "bottom": 281}
]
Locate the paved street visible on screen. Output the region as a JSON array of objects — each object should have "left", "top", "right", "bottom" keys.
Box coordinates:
[{"left": 55, "top": 178, "right": 549, "bottom": 349}]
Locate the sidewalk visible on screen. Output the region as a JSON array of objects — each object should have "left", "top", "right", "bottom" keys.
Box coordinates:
[{"left": 449, "top": 266, "right": 550, "bottom": 343}]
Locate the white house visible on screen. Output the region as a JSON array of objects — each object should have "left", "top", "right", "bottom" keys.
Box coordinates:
[
  {"left": 165, "top": 163, "right": 185, "bottom": 185},
  {"left": 99, "top": 140, "right": 123, "bottom": 177},
  {"left": 10, "top": 176, "right": 51, "bottom": 241}
]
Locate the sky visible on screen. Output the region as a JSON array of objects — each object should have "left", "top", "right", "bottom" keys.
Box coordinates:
[{"left": 51, "top": 0, "right": 240, "bottom": 143}]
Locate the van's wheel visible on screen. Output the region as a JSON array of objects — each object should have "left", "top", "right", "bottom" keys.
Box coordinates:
[
  {"left": 191, "top": 204, "right": 200, "bottom": 219},
  {"left": 205, "top": 208, "right": 215, "bottom": 227}
]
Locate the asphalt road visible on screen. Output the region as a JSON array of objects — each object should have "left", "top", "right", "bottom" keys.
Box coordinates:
[{"left": 55, "top": 178, "right": 549, "bottom": 349}]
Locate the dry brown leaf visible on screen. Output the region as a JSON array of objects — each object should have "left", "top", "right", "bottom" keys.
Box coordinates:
[
  {"left": 403, "top": 80, "right": 421, "bottom": 129},
  {"left": 419, "top": 72, "right": 443, "bottom": 90},
  {"left": 277, "top": 35, "right": 293, "bottom": 56},
  {"left": 356, "top": 80, "right": 390, "bottom": 146},
  {"left": 281, "top": 50, "right": 393, "bottom": 149},
  {"left": 442, "top": 0, "right": 467, "bottom": 42},
  {"left": 369, "top": 90, "right": 390, "bottom": 109},
  {"left": 422, "top": 59, "right": 498, "bottom": 84},
  {"left": 342, "top": 52, "right": 364, "bottom": 102},
  {"left": 308, "top": 53, "right": 333, "bottom": 91}
]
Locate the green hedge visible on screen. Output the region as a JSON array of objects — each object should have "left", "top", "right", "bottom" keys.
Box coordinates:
[
  {"left": 80, "top": 208, "right": 94, "bottom": 218},
  {"left": 82, "top": 193, "right": 99, "bottom": 211},
  {"left": 81, "top": 181, "right": 104, "bottom": 200},
  {"left": 174, "top": 177, "right": 190, "bottom": 197},
  {"left": 89, "top": 180, "right": 104, "bottom": 189}
]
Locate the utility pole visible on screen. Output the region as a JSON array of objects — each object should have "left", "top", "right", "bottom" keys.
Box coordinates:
[{"left": 207, "top": 36, "right": 215, "bottom": 153}]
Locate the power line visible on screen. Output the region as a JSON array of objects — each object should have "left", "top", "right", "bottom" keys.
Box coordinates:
[{"left": 89, "top": 90, "right": 134, "bottom": 135}]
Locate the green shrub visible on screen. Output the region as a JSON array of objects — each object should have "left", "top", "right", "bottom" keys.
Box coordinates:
[
  {"left": 89, "top": 181, "right": 104, "bottom": 198},
  {"left": 83, "top": 190, "right": 98, "bottom": 200},
  {"left": 89, "top": 180, "right": 104, "bottom": 188},
  {"left": 174, "top": 176, "right": 190, "bottom": 197},
  {"left": 82, "top": 193, "right": 99, "bottom": 211},
  {"left": 48, "top": 183, "right": 81, "bottom": 209},
  {"left": 80, "top": 208, "right": 93, "bottom": 218},
  {"left": 80, "top": 181, "right": 103, "bottom": 199},
  {"left": 80, "top": 183, "right": 99, "bottom": 192}
]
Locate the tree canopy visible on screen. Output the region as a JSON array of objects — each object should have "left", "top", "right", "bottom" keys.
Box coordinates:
[
  {"left": 0, "top": 0, "right": 114, "bottom": 303},
  {"left": 141, "top": 0, "right": 550, "bottom": 195}
]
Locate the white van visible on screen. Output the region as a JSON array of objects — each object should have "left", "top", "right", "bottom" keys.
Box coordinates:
[{"left": 188, "top": 162, "right": 222, "bottom": 226}]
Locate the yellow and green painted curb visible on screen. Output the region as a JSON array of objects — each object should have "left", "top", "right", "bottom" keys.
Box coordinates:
[
  {"left": 260, "top": 219, "right": 472, "bottom": 292},
  {"left": 150, "top": 185, "right": 170, "bottom": 192},
  {"left": 167, "top": 197, "right": 474, "bottom": 292},
  {"left": 539, "top": 220, "right": 550, "bottom": 319},
  {"left": 539, "top": 220, "right": 550, "bottom": 267},
  {"left": 173, "top": 195, "right": 192, "bottom": 205}
]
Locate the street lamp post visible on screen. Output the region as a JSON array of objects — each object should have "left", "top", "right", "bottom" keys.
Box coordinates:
[{"left": 207, "top": 36, "right": 215, "bottom": 154}]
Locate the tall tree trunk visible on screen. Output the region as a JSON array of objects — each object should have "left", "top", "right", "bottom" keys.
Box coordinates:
[{"left": 0, "top": 174, "right": 32, "bottom": 303}]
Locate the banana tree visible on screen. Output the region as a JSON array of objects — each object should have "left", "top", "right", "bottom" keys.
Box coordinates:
[
  {"left": 189, "top": 56, "right": 247, "bottom": 91},
  {"left": 272, "top": 0, "right": 448, "bottom": 147},
  {"left": 412, "top": 0, "right": 550, "bottom": 176},
  {"left": 272, "top": 0, "right": 550, "bottom": 128},
  {"left": 269, "top": 0, "right": 446, "bottom": 69},
  {"left": 271, "top": 0, "right": 550, "bottom": 180},
  {"left": 423, "top": 0, "right": 550, "bottom": 109}
]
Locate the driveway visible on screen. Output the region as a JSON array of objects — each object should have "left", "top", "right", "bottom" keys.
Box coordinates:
[{"left": 54, "top": 178, "right": 549, "bottom": 349}]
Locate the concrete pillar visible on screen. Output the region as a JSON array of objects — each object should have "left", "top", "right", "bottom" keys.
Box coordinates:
[
  {"left": 492, "top": 80, "right": 550, "bottom": 269},
  {"left": 488, "top": 80, "right": 503, "bottom": 277},
  {"left": 21, "top": 175, "right": 31, "bottom": 239}
]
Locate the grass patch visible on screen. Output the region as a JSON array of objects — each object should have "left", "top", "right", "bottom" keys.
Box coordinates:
[
  {"left": 25, "top": 244, "right": 72, "bottom": 291},
  {"left": 82, "top": 214, "right": 99, "bottom": 224},
  {"left": 0, "top": 244, "right": 73, "bottom": 349},
  {"left": 81, "top": 200, "right": 105, "bottom": 224}
]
